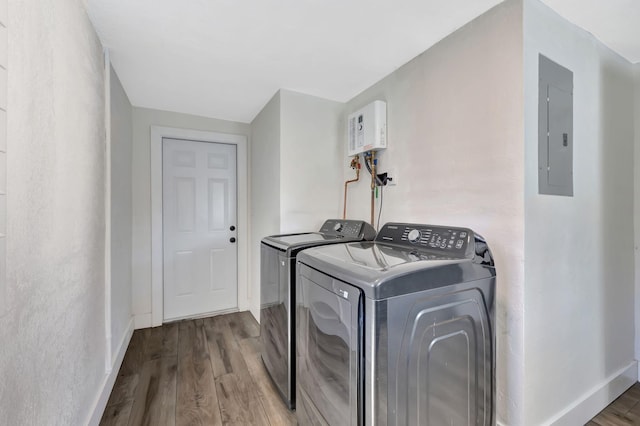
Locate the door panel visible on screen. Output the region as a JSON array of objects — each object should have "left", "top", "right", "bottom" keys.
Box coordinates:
[
  {"left": 163, "top": 138, "right": 237, "bottom": 321},
  {"left": 174, "top": 250, "right": 195, "bottom": 296},
  {"left": 297, "top": 264, "right": 361, "bottom": 426},
  {"left": 175, "top": 177, "right": 195, "bottom": 231},
  {"left": 207, "top": 179, "right": 227, "bottom": 230},
  {"left": 260, "top": 245, "right": 292, "bottom": 405}
]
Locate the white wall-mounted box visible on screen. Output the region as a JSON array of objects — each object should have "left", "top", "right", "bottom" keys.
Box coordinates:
[{"left": 347, "top": 100, "right": 387, "bottom": 156}]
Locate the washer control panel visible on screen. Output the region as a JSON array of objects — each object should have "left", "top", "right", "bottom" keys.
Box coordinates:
[
  {"left": 376, "top": 222, "right": 473, "bottom": 255},
  {"left": 319, "top": 219, "right": 376, "bottom": 240}
]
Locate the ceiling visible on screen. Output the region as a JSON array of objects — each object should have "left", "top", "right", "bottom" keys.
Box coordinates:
[{"left": 87, "top": 0, "right": 640, "bottom": 124}]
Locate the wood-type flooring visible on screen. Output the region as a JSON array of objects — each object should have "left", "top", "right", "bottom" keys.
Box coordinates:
[
  {"left": 100, "top": 311, "right": 295, "bottom": 426},
  {"left": 588, "top": 382, "right": 640, "bottom": 425},
  {"left": 100, "top": 310, "right": 639, "bottom": 425}
]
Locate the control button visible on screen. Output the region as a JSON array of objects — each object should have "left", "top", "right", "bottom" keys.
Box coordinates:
[
  {"left": 333, "top": 222, "right": 343, "bottom": 232},
  {"left": 440, "top": 242, "right": 447, "bottom": 248},
  {"left": 456, "top": 240, "right": 464, "bottom": 249},
  {"left": 408, "top": 229, "right": 421, "bottom": 243},
  {"left": 460, "top": 232, "right": 467, "bottom": 238}
]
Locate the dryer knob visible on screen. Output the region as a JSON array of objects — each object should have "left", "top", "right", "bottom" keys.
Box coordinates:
[
  {"left": 407, "top": 229, "right": 421, "bottom": 243},
  {"left": 333, "top": 222, "right": 343, "bottom": 232}
]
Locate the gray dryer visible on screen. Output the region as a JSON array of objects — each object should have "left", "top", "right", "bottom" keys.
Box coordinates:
[{"left": 260, "top": 219, "right": 375, "bottom": 409}]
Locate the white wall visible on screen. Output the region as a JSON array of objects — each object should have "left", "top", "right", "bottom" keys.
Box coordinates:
[
  {"left": 109, "top": 65, "right": 133, "bottom": 360},
  {"left": 248, "top": 90, "right": 344, "bottom": 319},
  {"left": 636, "top": 63, "right": 640, "bottom": 365},
  {"left": 131, "top": 107, "right": 250, "bottom": 328},
  {"left": 0, "top": 0, "right": 107, "bottom": 424},
  {"left": 524, "top": 1, "right": 636, "bottom": 424},
  {"left": 343, "top": 2, "right": 525, "bottom": 423},
  {"left": 249, "top": 92, "right": 281, "bottom": 320},
  {"left": 0, "top": 0, "right": 6, "bottom": 318},
  {"left": 279, "top": 90, "right": 343, "bottom": 233},
  {"left": 0, "top": 0, "right": 9, "bottom": 317}
]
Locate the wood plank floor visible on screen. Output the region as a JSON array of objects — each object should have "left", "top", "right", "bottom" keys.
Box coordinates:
[
  {"left": 101, "top": 311, "right": 639, "bottom": 425},
  {"left": 100, "top": 311, "right": 296, "bottom": 426},
  {"left": 588, "top": 382, "right": 640, "bottom": 425}
]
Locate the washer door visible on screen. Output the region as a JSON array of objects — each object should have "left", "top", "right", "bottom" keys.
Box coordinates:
[
  {"left": 260, "top": 244, "right": 293, "bottom": 406},
  {"left": 296, "top": 264, "right": 361, "bottom": 426}
]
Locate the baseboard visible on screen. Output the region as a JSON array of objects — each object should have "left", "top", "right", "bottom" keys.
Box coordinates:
[
  {"left": 249, "top": 306, "right": 260, "bottom": 325},
  {"left": 163, "top": 307, "right": 239, "bottom": 324},
  {"left": 85, "top": 317, "right": 134, "bottom": 426},
  {"left": 249, "top": 306, "right": 260, "bottom": 324},
  {"left": 546, "top": 360, "right": 638, "bottom": 425},
  {"left": 134, "top": 312, "right": 152, "bottom": 329}
]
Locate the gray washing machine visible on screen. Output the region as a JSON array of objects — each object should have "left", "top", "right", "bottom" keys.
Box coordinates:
[
  {"left": 296, "top": 222, "right": 496, "bottom": 425},
  {"left": 260, "top": 219, "right": 376, "bottom": 409}
]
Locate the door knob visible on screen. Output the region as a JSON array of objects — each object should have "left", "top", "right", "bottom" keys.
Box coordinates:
[
  {"left": 230, "top": 225, "right": 236, "bottom": 231},
  {"left": 230, "top": 237, "right": 236, "bottom": 243}
]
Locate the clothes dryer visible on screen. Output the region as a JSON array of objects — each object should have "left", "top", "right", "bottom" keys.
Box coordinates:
[{"left": 260, "top": 219, "right": 376, "bottom": 409}]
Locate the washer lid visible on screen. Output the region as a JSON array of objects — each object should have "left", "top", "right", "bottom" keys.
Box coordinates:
[
  {"left": 262, "top": 232, "right": 343, "bottom": 253},
  {"left": 297, "top": 240, "right": 495, "bottom": 299},
  {"left": 261, "top": 219, "right": 376, "bottom": 255}
]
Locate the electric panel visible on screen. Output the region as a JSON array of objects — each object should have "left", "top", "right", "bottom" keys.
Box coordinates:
[{"left": 539, "top": 54, "right": 573, "bottom": 196}]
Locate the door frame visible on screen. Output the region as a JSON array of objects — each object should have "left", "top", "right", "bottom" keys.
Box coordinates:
[{"left": 150, "top": 126, "right": 248, "bottom": 327}]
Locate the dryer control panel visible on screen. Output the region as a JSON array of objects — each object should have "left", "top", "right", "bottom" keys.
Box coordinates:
[
  {"left": 319, "top": 219, "right": 376, "bottom": 240},
  {"left": 376, "top": 222, "right": 474, "bottom": 256}
]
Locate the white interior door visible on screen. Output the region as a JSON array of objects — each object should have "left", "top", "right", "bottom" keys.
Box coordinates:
[{"left": 162, "top": 138, "right": 237, "bottom": 321}]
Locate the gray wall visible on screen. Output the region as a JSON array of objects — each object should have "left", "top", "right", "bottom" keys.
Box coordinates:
[
  {"left": 248, "top": 90, "right": 344, "bottom": 319},
  {"left": 0, "top": 0, "right": 6, "bottom": 319},
  {"left": 249, "top": 92, "right": 281, "bottom": 320},
  {"left": 524, "top": 0, "right": 636, "bottom": 424},
  {"left": 278, "top": 90, "right": 343, "bottom": 233},
  {"left": 343, "top": 2, "right": 525, "bottom": 423},
  {"left": 636, "top": 63, "right": 640, "bottom": 365},
  {"left": 131, "top": 107, "right": 250, "bottom": 327},
  {"left": 109, "top": 65, "right": 133, "bottom": 361},
  {"left": 0, "top": 0, "right": 107, "bottom": 424}
]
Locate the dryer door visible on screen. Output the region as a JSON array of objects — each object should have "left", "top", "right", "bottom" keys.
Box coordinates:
[
  {"left": 296, "top": 263, "right": 362, "bottom": 426},
  {"left": 260, "top": 244, "right": 293, "bottom": 406}
]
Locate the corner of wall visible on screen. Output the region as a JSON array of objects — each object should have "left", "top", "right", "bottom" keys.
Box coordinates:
[
  {"left": 248, "top": 91, "right": 282, "bottom": 321},
  {"left": 278, "top": 90, "right": 344, "bottom": 232},
  {"left": 634, "top": 63, "right": 640, "bottom": 362},
  {"left": 0, "top": 0, "right": 7, "bottom": 319},
  {"left": 346, "top": 3, "right": 526, "bottom": 422},
  {"left": 86, "top": 317, "right": 134, "bottom": 426},
  {"left": 108, "top": 59, "right": 134, "bottom": 363},
  {"left": 524, "top": 1, "right": 636, "bottom": 424},
  {"left": 4, "top": 0, "right": 109, "bottom": 423}
]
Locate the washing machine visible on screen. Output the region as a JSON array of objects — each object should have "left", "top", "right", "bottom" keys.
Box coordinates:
[
  {"left": 260, "top": 219, "right": 376, "bottom": 409},
  {"left": 295, "top": 222, "right": 496, "bottom": 425}
]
